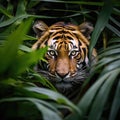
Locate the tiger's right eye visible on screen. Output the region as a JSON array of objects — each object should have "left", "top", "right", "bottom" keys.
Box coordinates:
[{"left": 48, "top": 50, "right": 56, "bottom": 56}]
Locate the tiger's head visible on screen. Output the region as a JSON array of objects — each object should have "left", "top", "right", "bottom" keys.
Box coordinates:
[{"left": 32, "top": 21, "right": 97, "bottom": 100}]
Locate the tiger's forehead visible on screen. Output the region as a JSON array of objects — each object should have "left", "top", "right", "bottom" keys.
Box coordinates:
[
  {"left": 49, "top": 22, "right": 79, "bottom": 32},
  {"left": 47, "top": 33, "right": 79, "bottom": 51},
  {"left": 46, "top": 23, "right": 80, "bottom": 50}
]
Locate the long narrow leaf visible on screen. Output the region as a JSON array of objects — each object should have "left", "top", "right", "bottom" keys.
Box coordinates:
[
  {"left": 101, "top": 60, "right": 120, "bottom": 75},
  {"left": 39, "top": 0, "right": 104, "bottom": 6},
  {"left": 110, "top": 17, "right": 120, "bottom": 28},
  {"left": 95, "top": 56, "right": 120, "bottom": 72},
  {"left": 16, "top": 0, "right": 26, "bottom": 16},
  {"left": 0, "top": 4, "right": 13, "bottom": 18},
  {"left": 0, "top": 14, "right": 31, "bottom": 28},
  {"left": 77, "top": 73, "right": 110, "bottom": 119},
  {"left": 0, "top": 97, "right": 62, "bottom": 120},
  {"left": 19, "top": 45, "right": 32, "bottom": 52},
  {"left": 0, "top": 14, "right": 56, "bottom": 28},
  {"left": 108, "top": 38, "right": 120, "bottom": 44},
  {"left": 25, "top": 86, "right": 81, "bottom": 114},
  {"left": 34, "top": 102, "right": 62, "bottom": 120},
  {"left": 109, "top": 78, "right": 120, "bottom": 120},
  {"left": 99, "top": 47, "right": 120, "bottom": 57},
  {"left": 88, "top": 69, "right": 119, "bottom": 120},
  {"left": 106, "top": 24, "right": 120, "bottom": 37},
  {"left": 89, "top": 0, "right": 113, "bottom": 58}
]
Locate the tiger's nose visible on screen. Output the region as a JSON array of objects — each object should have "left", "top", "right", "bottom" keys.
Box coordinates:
[{"left": 56, "top": 72, "right": 69, "bottom": 79}]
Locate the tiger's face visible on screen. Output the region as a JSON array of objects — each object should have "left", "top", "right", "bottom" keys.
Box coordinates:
[{"left": 32, "top": 21, "right": 97, "bottom": 100}]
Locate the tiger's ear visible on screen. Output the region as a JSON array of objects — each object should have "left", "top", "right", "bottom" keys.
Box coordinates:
[
  {"left": 79, "top": 22, "right": 93, "bottom": 39},
  {"left": 33, "top": 21, "right": 48, "bottom": 38}
]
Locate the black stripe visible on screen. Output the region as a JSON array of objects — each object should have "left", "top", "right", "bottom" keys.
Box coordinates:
[
  {"left": 36, "top": 43, "right": 40, "bottom": 49},
  {"left": 78, "top": 40, "right": 82, "bottom": 46}
]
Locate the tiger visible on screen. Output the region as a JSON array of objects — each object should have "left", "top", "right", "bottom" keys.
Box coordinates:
[{"left": 32, "top": 21, "right": 97, "bottom": 103}]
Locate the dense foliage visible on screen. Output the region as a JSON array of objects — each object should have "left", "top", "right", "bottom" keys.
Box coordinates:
[{"left": 0, "top": 0, "right": 120, "bottom": 120}]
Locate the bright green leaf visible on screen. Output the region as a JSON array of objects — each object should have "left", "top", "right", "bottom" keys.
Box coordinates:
[{"left": 0, "top": 18, "right": 32, "bottom": 75}]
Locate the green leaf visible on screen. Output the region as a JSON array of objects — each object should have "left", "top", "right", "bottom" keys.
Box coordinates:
[
  {"left": 0, "top": 14, "right": 56, "bottom": 28},
  {"left": 88, "top": 69, "right": 119, "bottom": 120},
  {"left": 101, "top": 60, "right": 120, "bottom": 74},
  {"left": 27, "top": 1, "right": 40, "bottom": 9},
  {"left": 0, "top": 97, "right": 62, "bottom": 120},
  {"left": 95, "top": 42, "right": 120, "bottom": 72},
  {"left": 32, "top": 73, "right": 57, "bottom": 91},
  {"left": 0, "top": 14, "right": 31, "bottom": 28},
  {"left": 0, "top": 18, "right": 32, "bottom": 75},
  {"left": 25, "top": 86, "right": 81, "bottom": 114},
  {"left": 16, "top": 0, "right": 26, "bottom": 16},
  {"left": 95, "top": 56, "right": 120, "bottom": 72},
  {"left": 89, "top": 0, "right": 113, "bottom": 58},
  {"left": 108, "top": 38, "right": 120, "bottom": 44},
  {"left": 113, "top": 7, "right": 120, "bottom": 15},
  {"left": 38, "top": 0, "right": 104, "bottom": 6},
  {"left": 109, "top": 78, "right": 120, "bottom": 120},
  {"left": 23, "top": 35, "right": 37, "bottom": 41},
  {"left": 110, "top": 16, "right": 120, "bottom": 28},
  {"left": 77, "top": 72, "right": 109, "bottom": 120},
  {"left": 19, "top": 45, "right": 32, "bottom": 52},
  {"left": 0, "top": 78, "right": 22, "bottom": 86},
  {"left": 0, "top": 4, "right": 13, "bottom": 18},
  {"left": 34, "top": 101, "right": 62, "bottom": 120},
  {"left": 99, "top": 47, "right": 120, "bottom": 57},
  {"left": 106, "top": 23, "right": 120, "bottom": 37},
  {"left": 9, "top": 47, "right": 47, "bottom": 75}
]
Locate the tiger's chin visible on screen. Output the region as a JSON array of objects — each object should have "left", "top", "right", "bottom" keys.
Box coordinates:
[{"left": 35, "top": 68, "right": 89, "bottom": 101}]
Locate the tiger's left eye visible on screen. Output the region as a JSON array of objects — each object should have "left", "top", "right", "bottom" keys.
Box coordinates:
[
  {"left": 70, "top": 50, "right": 78, "bottom": 56},
  {"left": 48, "top": 50, "right": 56, "bottom": 56}
]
